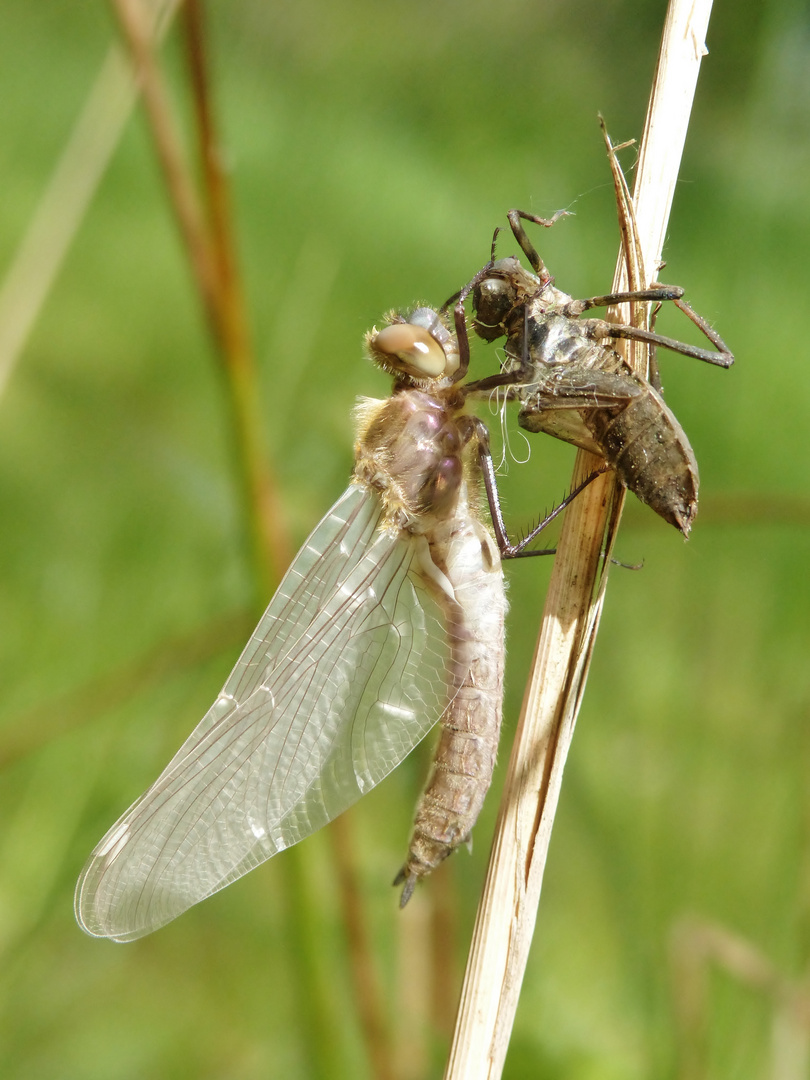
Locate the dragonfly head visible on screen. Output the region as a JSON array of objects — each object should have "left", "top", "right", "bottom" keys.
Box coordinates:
[{"left": 366, "top": 307, "right": 459, "bottom": 386}]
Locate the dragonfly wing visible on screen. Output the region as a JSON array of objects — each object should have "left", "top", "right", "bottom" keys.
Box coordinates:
[{"left": 76, "top": 484, "right": 453, "bottom": 942}]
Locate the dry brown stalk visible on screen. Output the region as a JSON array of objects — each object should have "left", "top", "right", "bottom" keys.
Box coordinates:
[
  {"left": 110, "top": 0, "right": 221, "bottom": 325},
  {"left": 330, "top": 810, "right": 397, "bottom": 1080},
  {"left": 110, "top": 0, "right": 291, "bottom": 597},
  {"left": 179, "top": 0, "right": 294, "bottom": 589},
  {"left": 444, "top": 1, "right": 717, "bottom": 1076}
]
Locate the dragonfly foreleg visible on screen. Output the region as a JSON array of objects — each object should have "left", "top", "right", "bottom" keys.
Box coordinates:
[{"left": 466, "top": 414, "right": 608, "bottom": 559}]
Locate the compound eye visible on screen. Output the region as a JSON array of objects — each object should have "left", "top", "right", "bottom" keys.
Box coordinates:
[{"left": 371, "top": 323, "right": 447, "bottom": 379}]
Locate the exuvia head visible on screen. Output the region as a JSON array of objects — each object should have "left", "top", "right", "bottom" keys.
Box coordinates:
[
  {"left": 472, "top": 259, "right": 523, "bottom": 342},
  {"left": 473, "top": 257, "right": 556, "bottom": 343}
]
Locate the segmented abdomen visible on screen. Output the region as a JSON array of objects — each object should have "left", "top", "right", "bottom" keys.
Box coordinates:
[
  {"left": 395, "top": 499, "right": 506, "bottom": 904},
  {"left": 354, "top": 386, "right": 506, "bottom": 904},
  {"left": 589, "top": 382, "right": 699, "bottom": 535}
]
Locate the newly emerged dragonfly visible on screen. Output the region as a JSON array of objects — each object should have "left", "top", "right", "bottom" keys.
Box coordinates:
[
  {"left": 459, "top": 210, "right": 734, "bottom": 535},
  {"left": 76, "top": 305, "right": 586, "bottom": 942}
]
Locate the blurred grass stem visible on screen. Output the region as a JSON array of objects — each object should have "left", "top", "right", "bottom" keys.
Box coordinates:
[
  {"left": 110, "top": 0, "right": 289, "bottom": 598},
  {"left": 180, "top": 0, "right": 293, "bottom": 592},
  {"left": 670, "top": 917, "right": 810, "bottom": 1080},
  {"left": 330, "top": 812, "right": 396, "bottom": 1080},
  {"left": 444, "top": 1, "right": 716, "bottom": 1076},
  {"left": 0, "top": 0, "right": 178, "bottom": 400}
]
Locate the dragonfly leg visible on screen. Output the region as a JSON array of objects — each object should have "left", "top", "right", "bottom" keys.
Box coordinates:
[
  {"left": 461, "top": 308, "right": 536, "bottom": 398},
  {"left": 467, "top": 416, "right": 609, "bottom": 559},
  {"left": 443, "top": 260, "right": 501, "bottom": 383},
  {"left": 671, "top": 295, "right": 736, "bottom": 360}
]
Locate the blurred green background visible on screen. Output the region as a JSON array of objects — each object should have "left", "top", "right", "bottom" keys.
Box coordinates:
[{"left": 1, "top": 1, "right": 808, "bottom": 1078}]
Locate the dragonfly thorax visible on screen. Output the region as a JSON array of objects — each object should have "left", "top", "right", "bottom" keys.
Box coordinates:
[{"left": 355, "top": 389, "right": 467, "bottom": 523}]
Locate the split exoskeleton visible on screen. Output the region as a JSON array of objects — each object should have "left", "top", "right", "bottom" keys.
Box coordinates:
[{"left": 453, "top": 210, "right": 734, "bottom": 536}]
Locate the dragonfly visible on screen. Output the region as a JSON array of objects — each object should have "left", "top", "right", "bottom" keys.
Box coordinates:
[
  {"left": 456, "top": 210, "right": 734, "bottom": 536},
  {"left": 75, "top": 304, "right": 589, "bottom": 942}
]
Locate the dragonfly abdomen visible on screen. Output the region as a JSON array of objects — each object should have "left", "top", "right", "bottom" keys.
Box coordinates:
[{"left": 396, "top": 508, "right": 506, "bottom": 905}]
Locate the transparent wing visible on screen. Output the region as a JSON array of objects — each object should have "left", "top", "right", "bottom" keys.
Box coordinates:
[{"left": 75, "top": 484, "right": 453, "bottom": 942}]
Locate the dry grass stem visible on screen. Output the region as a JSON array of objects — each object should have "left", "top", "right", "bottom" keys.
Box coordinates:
[
  {"left": 111, "top": 0, "right": 292, "bottom": 593},
  {"left": 110, "top": 0, "right": 221, "bottom": 330},
  {"left": 329, "top": 810, "right": 397, "bottom": 1080},
  {"left": 0, "top": 0, "right": 178, "bottom": 400},
  {"left": 396, "top": 899, "right": 433, "bottom": 1080},
  {"left": 178, "top": 0, "right": 293, "bottom": 587},
  {"left": 444, "top": 1, "right": 716, "bottom": 1076}
]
